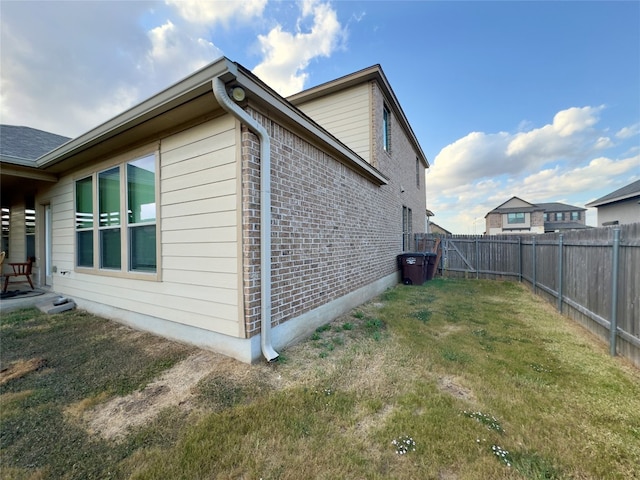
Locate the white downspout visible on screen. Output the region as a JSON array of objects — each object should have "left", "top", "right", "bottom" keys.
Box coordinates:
[{"left": 212, "top": 76, "right": 279, "bottom": 362}]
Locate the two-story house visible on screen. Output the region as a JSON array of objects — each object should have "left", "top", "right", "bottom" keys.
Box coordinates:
[
  {"left": 585, "top": 179, "right": 640, "bottom": 226},
  {"left": 0, "top": 58, "right": 428, "bottom": 363},
  {"left": 485, "top": 196, "right": 588, "bottom": 235}
]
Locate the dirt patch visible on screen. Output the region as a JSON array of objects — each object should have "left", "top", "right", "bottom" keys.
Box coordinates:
[
  {"left": 83, "top": 350, "right": 220, "bottom": 439},
  {"left": 437, "top": 375, "right": 475, "bottom": 402},
  {"left": 0, "top": 358, "right": 47, "bottom": 385}
]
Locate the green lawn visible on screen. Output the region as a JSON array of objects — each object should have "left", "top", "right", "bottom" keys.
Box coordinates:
[{"left": 1, "top": 279, "right": 639, "bottom": 479}]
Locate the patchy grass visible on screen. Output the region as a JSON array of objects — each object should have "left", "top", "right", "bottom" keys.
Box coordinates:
[{"left": 2, "top": 279, "right": 640, "bottom": 479}]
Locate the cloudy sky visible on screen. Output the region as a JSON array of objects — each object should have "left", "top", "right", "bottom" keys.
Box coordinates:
[{"left": 1, "top": 0, "right": 638, "bottom": 233}]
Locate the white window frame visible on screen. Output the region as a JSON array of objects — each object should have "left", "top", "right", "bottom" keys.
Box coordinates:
[{"left": 74, "top": 151, "right": 160, "bottom": 281}]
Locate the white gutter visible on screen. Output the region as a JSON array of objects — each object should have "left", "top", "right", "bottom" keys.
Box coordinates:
[{"left": 212, "top": 75, "right": 279, "bottom": 362}]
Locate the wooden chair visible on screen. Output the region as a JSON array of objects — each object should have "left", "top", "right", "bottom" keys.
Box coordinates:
[{"left": 3, "top": 257, "right": 35, "bottom": 293}]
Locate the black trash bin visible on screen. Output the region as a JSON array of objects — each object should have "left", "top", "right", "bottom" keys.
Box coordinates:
[{"left": 398, "top": 252, "right": 436, "bottom": 285}]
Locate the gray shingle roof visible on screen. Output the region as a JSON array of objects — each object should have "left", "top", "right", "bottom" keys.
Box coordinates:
[
  {"left": 0, "top": 125, "right": 70, "bottom": 165},
  {"left": 537, "top": 202, "right": 586, "bottom": 212},
  {"left": 585, "top": 179, "right": 640, "bottom": 207}
]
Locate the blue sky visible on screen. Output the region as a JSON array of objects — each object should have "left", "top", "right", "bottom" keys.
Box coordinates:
[{"left": 1, "top": 0, "right": 638, "bottom": 232}]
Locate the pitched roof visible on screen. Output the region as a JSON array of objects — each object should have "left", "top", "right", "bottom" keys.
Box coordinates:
[
  {"left": 0, "top": 125, "right": 70, "bottom": 166},
  {"left": 488, "top": 197, "right": 585, "bottom": 215},
  {"left": 537, "top": 202, "right": 586, "bottom": 212},
  {"left": 585, "top": 179, "right": 640, "bottom": 207}
]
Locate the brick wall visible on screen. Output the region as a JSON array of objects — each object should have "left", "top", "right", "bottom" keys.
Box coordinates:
[{"left": 241, "top": 86, "right": 426, "bottom": 337}]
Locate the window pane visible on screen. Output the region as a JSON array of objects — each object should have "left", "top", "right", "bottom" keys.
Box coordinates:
[
  {"left": 75, "top": 177, "right": 93, "bottom": 229},
  {"left": 100, "top": 228, "right": 121, "bottom": 269},
  {"left": 383, "top": 107, "right": 390, "bottom": 151},
  {"left": 77, "top": 231, "right": 93, "bottom": 267},
  {"left": 128, "top": 155, "right": 156, "bottom": 224},
  {"left": 130, "top": 225, "right": 156, "bottom": 272},
  {"left": 99, "top": 167, "right": 120, "bottom": 227}
]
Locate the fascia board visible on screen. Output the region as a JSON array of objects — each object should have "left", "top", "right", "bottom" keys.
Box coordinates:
[
  {"left": 36, "top": 57, "right": 234, "bottom": 168},
  {"left": 1, "top": 163, "right": 57, "bottom": 182},
  {"left": 586, "top": 192, "right": 640, "bottom": 207}
]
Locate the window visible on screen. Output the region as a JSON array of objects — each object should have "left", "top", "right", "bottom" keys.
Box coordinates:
[
  {"left": 75, "top": 153, "right": 157, "bottom": 275},
  {"left": 555, "top": 212, "right": 564, "bottom": 221},
  {"left": 416, "top": 157, "right": 420, "bottom": 188},
  {"left": 571, "top": 211, "right": 580, "bottom": 221},
  {"left": 383, "top": 105, "right": 391, "bottom": 152},
  {"left": 402, "top": 206, "right": 412, "bottom": 251},
  {"left": 543, "top": 212, "right": 548, "bottom": 222},
  {"left": 76, "top": 176, "right": 94, "bottom": 267},
  {"left": 507, "top": 212, "right": 525, "bottom": 224},
  {"left": 1, "top": 207, "right": 9, "bottom": 256}
]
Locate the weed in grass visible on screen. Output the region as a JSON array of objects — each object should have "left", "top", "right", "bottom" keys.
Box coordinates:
[
  {"left": 316, "top": 324, "right": 331, "bottom": 333},
  {"left": 342, "top": 322, "right": 353, "bottom": 331},
  {"left": 510, "top": 450, "right": 562, "bottom": 479},
  {"left": 464, "top": 410, "right": 504, "bottom": 433},
  {"left": 441, "top": 349, "right": 470, "bottom": 363},
  {"left": 412, "top": 309, "right": 432, "bottom": 323},
  {"left": 491, "top": 444, "right": 512, "bottom": 467},
  {"left": 391, "top": 435, "right": 416, "bottom": 455},
  {"left": 352, "top": 311, "right": 366, "bottom": 319},
  {"left": 310, "top": 331, "right": 321, "bottom": 341}
]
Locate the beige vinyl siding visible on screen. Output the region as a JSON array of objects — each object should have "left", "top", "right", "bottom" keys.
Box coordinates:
[
  {"left": 295, "top": 83, "right": 372, "bottom": 163},
  {"left": 45, "top": 114, "right": 243, "bottom": 338}
]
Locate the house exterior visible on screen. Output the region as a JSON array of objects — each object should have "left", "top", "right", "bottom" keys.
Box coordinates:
[
  {"left": 585, "top": 179, "right": 640, "bottom": 226},
  {"left": 485, "top": 196, "right": 588, "bottom": 235},
  {"left": 0, "top": 57, "right": 428, "bottom": 363},
  {"left": 0, "top": 125, "right": 71, "bottom": 259}
]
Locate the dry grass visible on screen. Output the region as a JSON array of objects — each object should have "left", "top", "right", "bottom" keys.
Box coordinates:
[{"left": 2, "top": 279, "right": 639, "bottom": 479}]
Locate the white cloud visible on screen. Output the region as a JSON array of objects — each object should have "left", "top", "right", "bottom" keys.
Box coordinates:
[
  {"left": 146, "top": 20, "right": 221, "bottom": 77},
  {"left": 430, "top": 106, "right": 607, "bottom": 193},
  {"left": 616, "top": 122, "right": 640, "bottom": 139},
  {"left": 428, "top": 106, "right": 638, "bottom": 234},
  {"left": 252, "top": 0, "right": 345, "bottom": 96},
  {"left": 166, "top": 0, "right": 267, "bottom": 25}
]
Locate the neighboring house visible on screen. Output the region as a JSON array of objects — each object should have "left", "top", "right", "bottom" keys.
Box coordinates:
[
  {"left": 0, "top": 125, "right": 71, "bottom": 261},
  {"left": 585, "top": 179, "right": 640, "bottom": 226},
  {"left": 429, "top": 221, "right": 451, "bottom": 236},
  {"left": 485, "top": 196, "right": 588, "bottom": 235},
  {"left": 0, "top": 57, "right": 428, "bottom": 363}
]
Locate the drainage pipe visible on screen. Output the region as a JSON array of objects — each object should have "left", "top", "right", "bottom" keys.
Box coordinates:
[{"left": 212, "top": 76, "right": 279, "bottom": 362}]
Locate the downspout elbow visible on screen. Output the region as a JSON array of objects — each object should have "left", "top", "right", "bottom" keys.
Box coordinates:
[{"left": 212, "top": 76, "right": 279, "bottom": 362}]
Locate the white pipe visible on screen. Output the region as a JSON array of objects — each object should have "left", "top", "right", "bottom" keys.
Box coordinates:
[{"left": 212, "top": 76, "right": 279, "bottom": 362}]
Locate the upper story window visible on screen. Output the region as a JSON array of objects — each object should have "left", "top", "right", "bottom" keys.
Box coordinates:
[
  {"left": 571, "top": 211, "right": 580, "bottom": 221},
  {"left": 555, "top": 212, "right": 564, "bottom": 221},
  {"left": 383, "top": 105, "right": 391, "bottom": 152},
  {"left": 75, "top": 153, "right": 158, "bottom": 277},
  {"left": 507, "top": 212, "right": 525, "bottom": 224},
  {"left": 543, "top": 212, "right": 549, "bottom": 222},
  {"left": 416, "top": 157, "right": 420, "bottom": 188}
]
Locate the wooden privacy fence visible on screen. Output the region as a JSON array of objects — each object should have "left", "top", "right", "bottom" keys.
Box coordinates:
[{"left": 415, "top": 224, "right": 640, "bottom": 368}]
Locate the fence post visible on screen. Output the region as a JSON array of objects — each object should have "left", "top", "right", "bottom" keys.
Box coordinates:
[
  {"left": 518, "top": 236, "right": 522, "bottom": 283},
  {"left": 610, "top": 227, "right": 621, "bottom": 356},
  {"left": 532, "top": 236, "right": 537, "bottom": 294},
  {"left": 557, "top": 234, "right": 563, "bottom": 313},
  {"left": 475, "top": 236, "right": 479, "bottom": 279}
]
